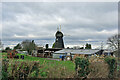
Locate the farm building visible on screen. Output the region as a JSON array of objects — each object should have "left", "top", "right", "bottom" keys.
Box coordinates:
[
  {"left": 102, "top": 49, "right": 114, "bottom": 56},
  {"left": 32, "top": 48, "right": 62, "bottom": 58},
  {"left": 53, "top": 49, "right": 101, "bottom": 58}
]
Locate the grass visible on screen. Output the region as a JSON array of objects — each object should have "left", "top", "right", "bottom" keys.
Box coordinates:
[
  {"left": 2, "top": 53, "right": 75, "bottom": 70},
  {"left": 1, "top": 52, "right": 75, "bottom": 78}
]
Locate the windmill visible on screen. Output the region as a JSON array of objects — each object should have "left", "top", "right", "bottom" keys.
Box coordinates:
[{"left": 57, "top": 25, "right": 71, "bottom": 37}]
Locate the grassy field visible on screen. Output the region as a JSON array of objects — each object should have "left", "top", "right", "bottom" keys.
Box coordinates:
[
  {"left": 2, "top": 53, "right": 75, "bottom": 70},
  {"left": 1, "top": 53, "right": 75, "bottom": 78}
]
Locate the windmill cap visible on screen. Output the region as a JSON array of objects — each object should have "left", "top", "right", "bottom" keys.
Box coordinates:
[{"left": 55, "top": 31, "right": 63, "bottom": 37}]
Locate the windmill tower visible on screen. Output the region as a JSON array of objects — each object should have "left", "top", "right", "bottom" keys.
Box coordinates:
[{"left": 53, "top": 25, "right": 64, "bottom": 48}]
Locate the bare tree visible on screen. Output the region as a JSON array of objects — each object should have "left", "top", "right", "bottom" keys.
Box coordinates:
[
  {"left": 107, "top": 34, "right": 120, "bottom": 51},
  {"left": 21, "top": 40, "right": 36, "bottom": 55}
]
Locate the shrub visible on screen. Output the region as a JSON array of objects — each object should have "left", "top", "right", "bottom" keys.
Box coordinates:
[
  {"left": 2, "top": 59, "right": 9, "bottom": 80},
  {"left": 2, "top": 60, "right": 40, "bottom": 79},
  {"left": 40, "top": 72, "right": 47, "bottom": 77},
  {"left": 104, "top": 57, "right": 117, "bottom": 78},
  {"left": 75, "top": 57, "right": 90, "bottom": 78},
  {"left": 117, "top": 65, "right": 120, "bottom": 78},
  {"left": 88, "top": 61, "right": 109, "bottom": 78},
  {"left": 11, "top": 61, "right": 40, "bottom": 79}
]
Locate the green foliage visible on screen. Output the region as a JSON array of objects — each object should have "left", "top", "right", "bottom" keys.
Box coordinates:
[
  {"left": 2, "top": 53, "right": 75, "bottom": 78},
  {"left": 104, "top": 57, "right": 116, "bottom": 78},
  {"left": 2, "top": 59, "right": 40, "bottom": 79},
  {"left": 45, "top": 63, "right": 75, "bottom": 78},
  {"left": 75, "top": 57, "right": 90, "bottom": 78},
  {"left": 40, "top": 72, "right": 47, "bottom": 77},
  {"left": 85, "top": 43, "right": 92, "bottom": 49},
  {"left": 14, "top": 43, "right": 22, "bottom": 50},
  {"left": 52, "top": 42, "right": 55, "bottom": 48},
  {"left": 2, "top": 59, "right": 9, "bottom": 80},
  {"left": 118, "top": 65, "right": 120, "bottom": 77},
  {"left": 5, "top": 47, "right": 11, "bottom": 51}
]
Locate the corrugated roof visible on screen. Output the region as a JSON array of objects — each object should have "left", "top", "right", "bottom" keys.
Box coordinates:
[{"left": 54, "top": 49, "right": 100, "bottom": 55}]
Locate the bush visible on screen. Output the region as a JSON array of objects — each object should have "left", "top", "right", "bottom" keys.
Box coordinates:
[
  {"left": 88, "top": 61, "right": 109, "bottom": 78},
  {"left": 104, "top": 57, "right": 117, "bottom": 78},
  {"left": 75, "top": 57, "right": 90, "bottom": 78},
  {"left": 40, "top": 72, "right": 47, "bottom": 77},
  {"left": 11, "top": 61, "right": 40, "bottom": 79},
  {"left": 2, "top": 59, "right": 40, "bottom": 79},
  {"left": 2, "top": 59, "right": 9, "bottom": 80}
]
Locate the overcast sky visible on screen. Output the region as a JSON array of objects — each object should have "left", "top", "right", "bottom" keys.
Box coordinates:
[{"left": 2, "top": 2, "right": 118, "bottom": 49}]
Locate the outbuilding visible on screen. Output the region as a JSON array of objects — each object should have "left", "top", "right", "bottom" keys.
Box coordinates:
[{"left": 53, "top": 49, "right": 101, "bottom": 59}]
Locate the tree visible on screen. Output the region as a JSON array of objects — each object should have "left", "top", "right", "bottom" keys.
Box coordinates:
[
  {"left": 14, "top": 43, "right": 22, "bottom": 50},
  {"left": 45, "top": 44, "right": 49, "bottom": 49},
  {"left": 107, "top": 34, "right": 119, "bottom": 50},
  {"left": 80, "top": 47, "right": 84, "bottom": 49},
  {"left": 21, "top": 40, "right": 36, "bottom": 55},
  {"left": 85, "top": 43, "right": 92, "bottom": 49},
  {"left": 85, "top": 43, "right": 89, "bottom": 49},
  {"left": 5, "top": 47, "right": 11, "bottom": 51},
  {"left": 107, "top": 34, "right": 120, "bottom": 60},
  {"left": 52, "top": 42, "right": 55, "bottom": 48},
  {"left": 73, "top": 46, "right": 80, "bottom": 49},
  {"left": 88, "top": 44, "right": 92, "bottom": 49}
]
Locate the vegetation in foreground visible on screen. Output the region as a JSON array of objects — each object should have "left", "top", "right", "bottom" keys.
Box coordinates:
[
  {"left": 1, "top": 52, "right": 120, "bottom": 79},
  {"left": 2, "top": 53, "right": 75, "bottom": 79}
]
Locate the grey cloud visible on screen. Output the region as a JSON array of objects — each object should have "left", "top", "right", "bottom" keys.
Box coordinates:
[{"left": 2, "top": 2, "right": 118, "bottom": 48}]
